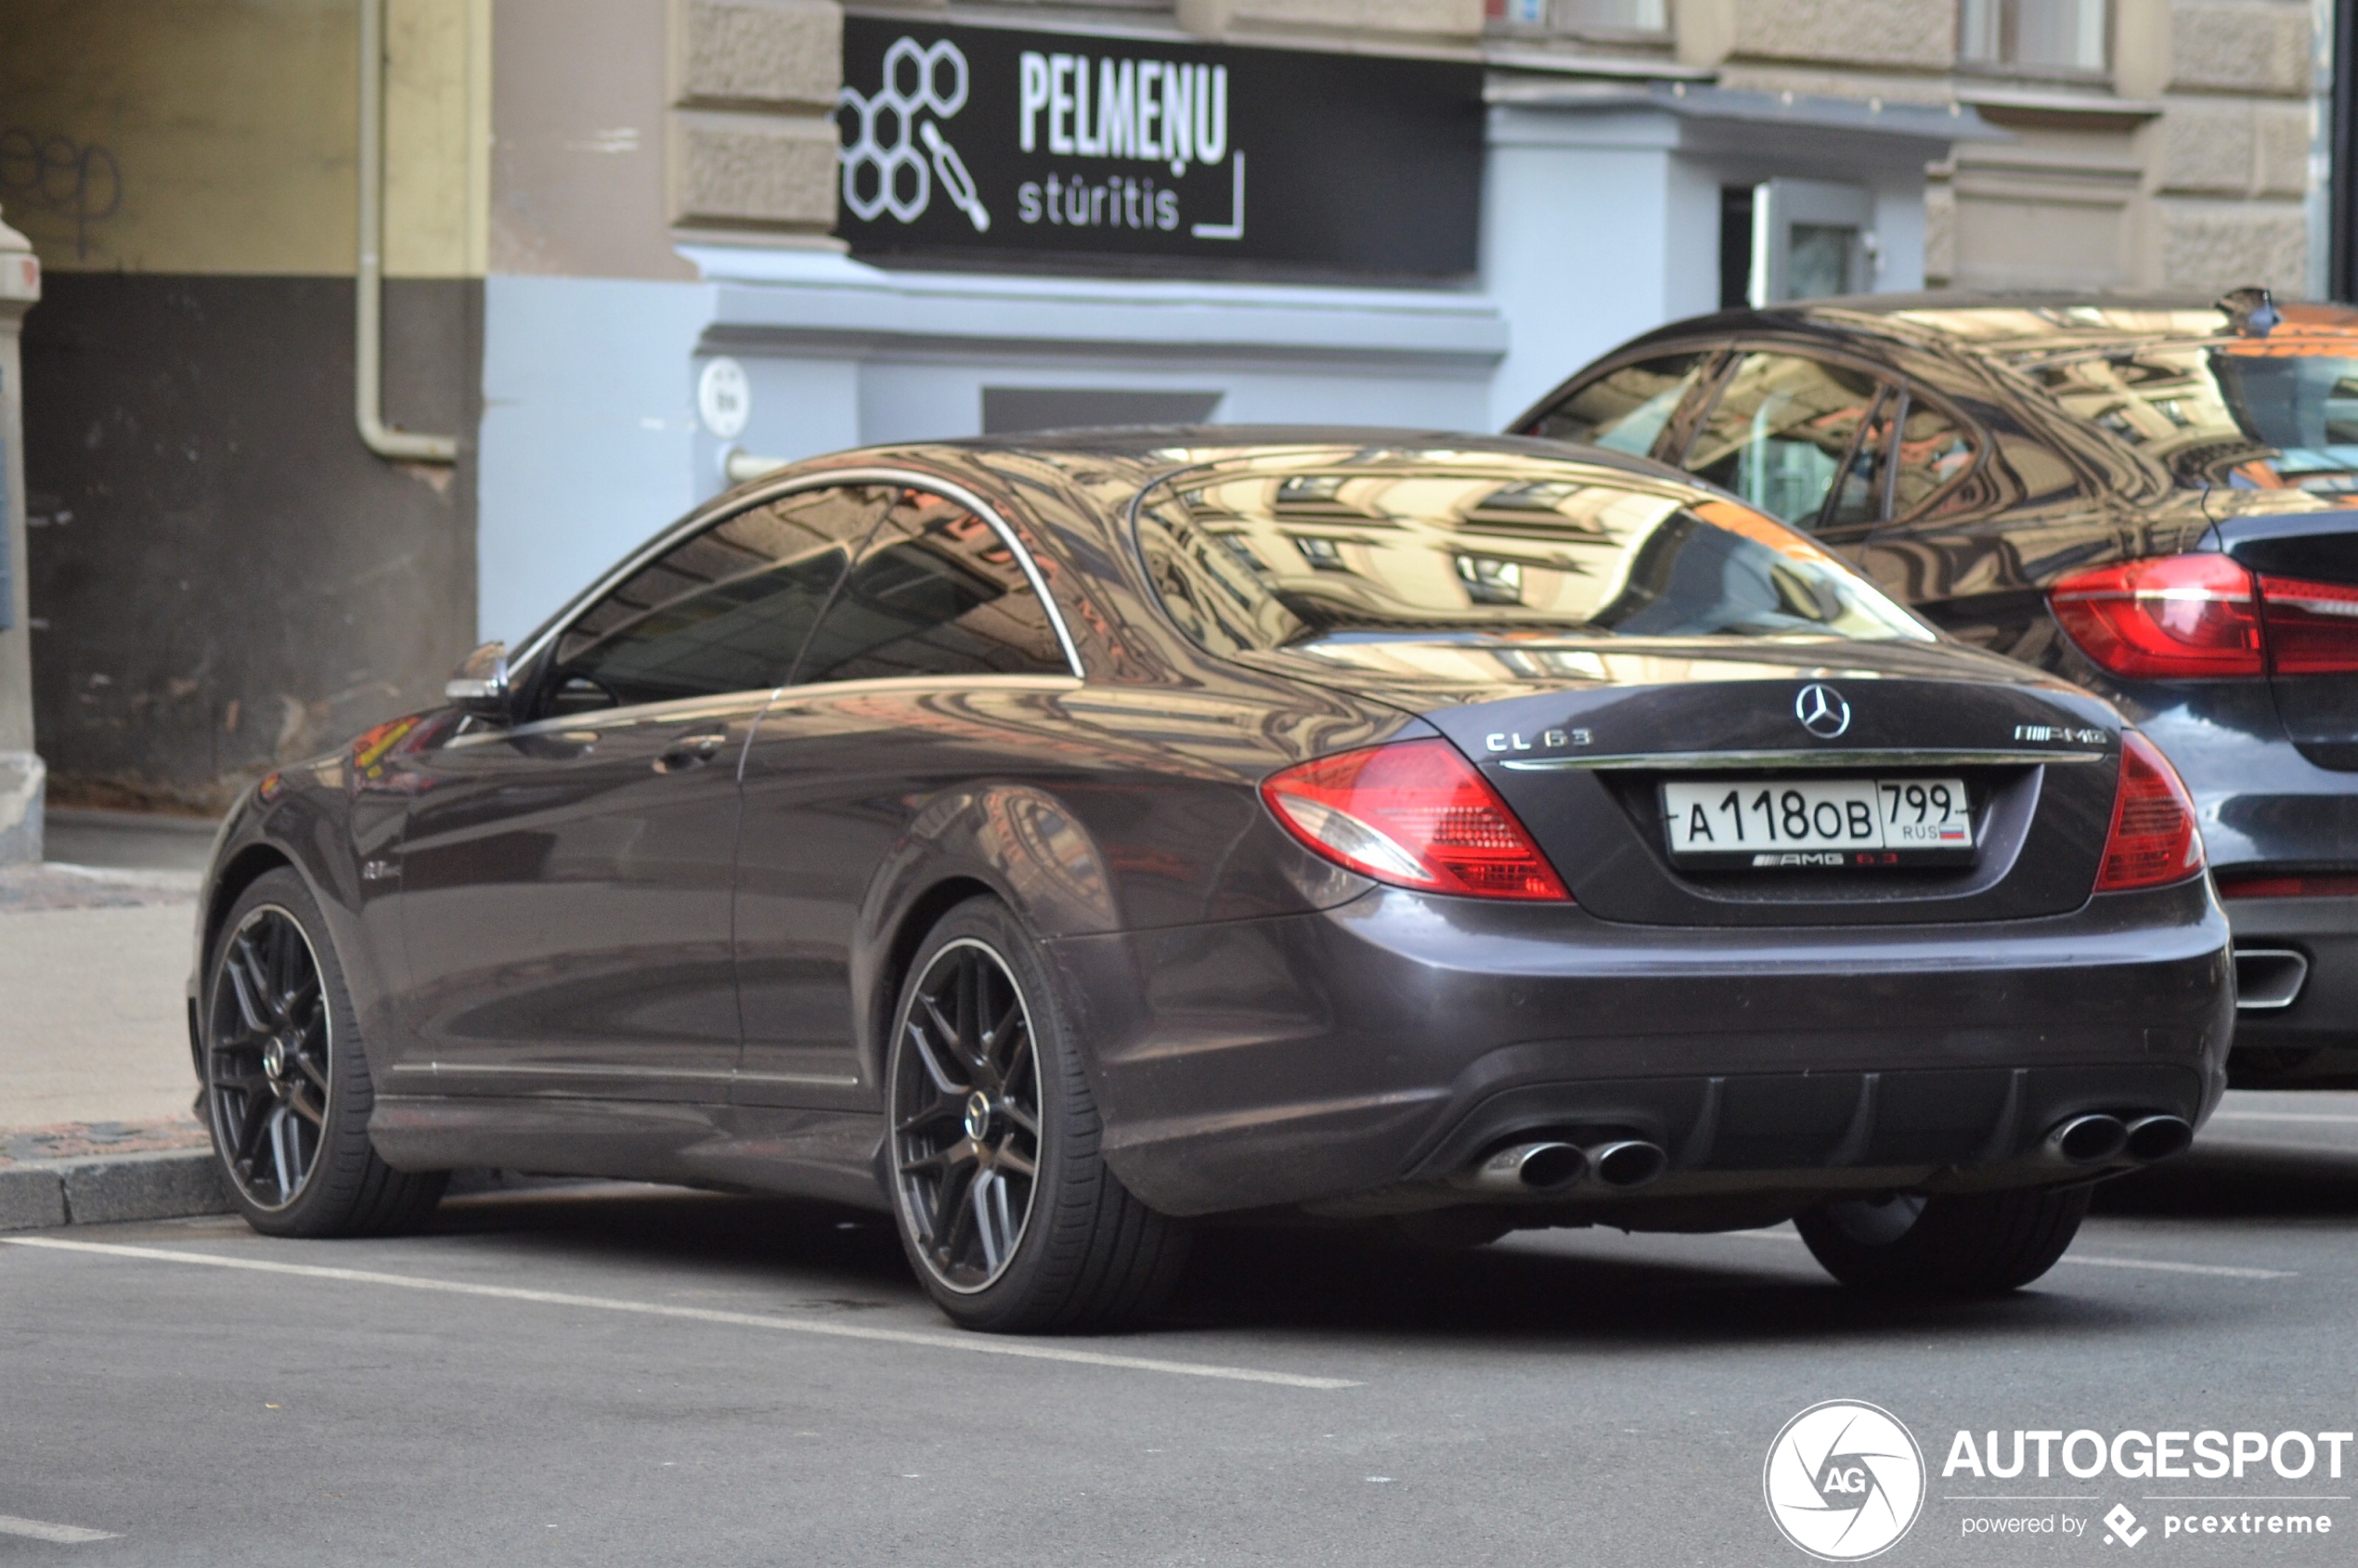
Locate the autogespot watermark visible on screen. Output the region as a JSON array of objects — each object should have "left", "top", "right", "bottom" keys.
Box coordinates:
[
  {"left": 1765, "top": 1401, "right": 1928, "bottom": 1561},
  {"left": 1768, "top": 1405, "right": 2353, "bottom": 1557}
]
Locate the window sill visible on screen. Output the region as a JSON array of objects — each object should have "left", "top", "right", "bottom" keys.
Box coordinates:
[{"left": 1955, "top": 82, "right": 2164, "bottom": 131}]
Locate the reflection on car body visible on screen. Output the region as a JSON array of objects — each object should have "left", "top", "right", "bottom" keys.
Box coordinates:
[{"left": 1518, "top": 292, "right": 2358, "bottom": 1087}]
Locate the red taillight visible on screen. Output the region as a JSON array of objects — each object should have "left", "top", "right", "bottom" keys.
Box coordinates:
[
  {"left": 1260, "top": 739, "right": 1570, "bottom": 901},
  {"left": 2050, "top": 552, "right": 2358, "bottom": 678},
  {"left": 2049, "top": 553, "right": 2263, "bottom": 679},
  {"left": 2216, "top": 872, "right": 2358, "bottom": 899},
  {"left": 2094, "top": 732, "right": 2205, "bottom": 892},
  {"left": 2257, "top": 572, "right": 2358, "bottom": 674}
]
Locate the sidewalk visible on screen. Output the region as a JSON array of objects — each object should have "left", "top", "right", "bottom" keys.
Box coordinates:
[{"left": 1, "top": 810, "right": 227, "bottom": 1228}]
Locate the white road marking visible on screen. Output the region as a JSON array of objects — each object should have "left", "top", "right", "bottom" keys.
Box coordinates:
[
  {"left": 0, "top": 1514, "right": 119, "bottom": 1544},
  {"left": 0, "top": 1237, "right": 1359, "bottom": 1391},
  {"left": 1713, "top": 1226, "right": 2293, "bottom": 1278},
  {"left": 2209, "top": 1110, "right": 2358, "bottom": 1125},
  {"left": 2061, "top": 1255, "right": 2293, "bottom": 1280}
]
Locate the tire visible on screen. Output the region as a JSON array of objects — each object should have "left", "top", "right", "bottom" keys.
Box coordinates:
[
  {"left": 883, "top": 897, "right": 1190, "bottom": 1333},
  {"left": 1794, "top": 1185, "right": 2092, "bottom": 1297},
  {"left": 200, "top": 868, "right": 447, "bottom": 1237}
]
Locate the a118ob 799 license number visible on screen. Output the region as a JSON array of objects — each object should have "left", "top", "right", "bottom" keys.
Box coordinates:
[{"left": 1659, "top": 777, "right": 1976, "bottom": 869}]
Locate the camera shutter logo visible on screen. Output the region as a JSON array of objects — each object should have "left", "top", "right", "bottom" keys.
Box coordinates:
[
  {"left": 1763, "top": 1401, "right": 1925, "bottom": 1561},
  {"left": 838, "top": 36, "right": 990, "bottom": 231},
  {"left": 1794, "top": 682, "right": 1852, "bottom": 740}
]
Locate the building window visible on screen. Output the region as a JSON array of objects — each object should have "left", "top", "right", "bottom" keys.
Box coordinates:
[
  {"left": 1959, "top": 0, "right": 2108, "bottom": 76},
  {"left": 1486, "top": 0, "right": 1670, "bottom": 38}
]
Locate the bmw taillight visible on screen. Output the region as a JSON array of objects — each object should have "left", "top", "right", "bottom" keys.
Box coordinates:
[
  {"left": 2048, "top": 553, "right": 2264, "bottom": 679},
  {"left": 2254, "top": 573, "right": 2358, "bottom": 674},
  {"left": 2049, "top": 552, "right": 2358, "bottom": 678},
  {"left": 1260, "top": 739, "right": 1570, "bottom": 901},
  {"left": 2094, "top": 732, "right": 2205, "bottom": 892}
]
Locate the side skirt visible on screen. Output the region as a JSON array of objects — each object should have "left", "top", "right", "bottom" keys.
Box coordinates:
[{"left": 369, "top": 1095, "right": 892, "bottom": 1213}]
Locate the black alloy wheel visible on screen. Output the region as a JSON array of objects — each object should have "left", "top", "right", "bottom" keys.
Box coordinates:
[
  {"left": 884, "top": 898, "right": 1190, "bottom": 1332},
  {"left": 890, "top": 936, "right": 1043, "bottom": 1291},
  {"left": 201, "top": 868, "right": 447, "bottom": 1237},
  {"left": 206, "top": 902, "right": 332, "bottom": 1209}
]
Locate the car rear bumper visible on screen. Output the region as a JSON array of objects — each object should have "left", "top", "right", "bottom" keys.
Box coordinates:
[
  {"left": 1045, "top": 877, "right": 2233, "bottom": 1219},
  {"left": 2221, "top": 893, "right": 2358, "bottom": 1082}
]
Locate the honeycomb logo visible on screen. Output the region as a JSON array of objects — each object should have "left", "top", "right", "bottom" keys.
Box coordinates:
[
  {"left": 1764, "top": 1401, "right": 1925, "bottom": 1561},
  {"left": 836, "top": 36, "right": 989, "bottom": 231}
]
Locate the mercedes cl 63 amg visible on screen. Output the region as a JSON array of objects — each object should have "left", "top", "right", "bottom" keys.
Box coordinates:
[{"left": 190, "top": 432, "right": 2231, "bottom": 1331}]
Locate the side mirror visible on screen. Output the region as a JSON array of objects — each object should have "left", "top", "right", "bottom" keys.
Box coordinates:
[{"left": 445, "top": 641, "right": 512, "bottom": 718}]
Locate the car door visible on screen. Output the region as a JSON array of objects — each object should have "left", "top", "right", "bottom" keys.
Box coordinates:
[
  {"left": 732, "top": 482, "right": 1079, "bottom": 1108},
  {"left": 1670, "top": 348, "right": 1901, "bottom": 560},
  {"left": 1848, "top": 377, "right": 2114, "bottom": 661},
  {"left": 390, "top": 483, "right": 894, "bottom": 1100}
]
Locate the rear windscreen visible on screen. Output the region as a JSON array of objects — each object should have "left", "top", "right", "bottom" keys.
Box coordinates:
[
  {"left": 2028, "top": 338, "right": 2358, "bottom": 493},
  {"left": 1134, "top": 448, "right": 1932, "bottom": 656}
]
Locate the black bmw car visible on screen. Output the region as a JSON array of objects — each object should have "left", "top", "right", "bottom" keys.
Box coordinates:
[
  {"left": 191, "top": 432, "right": 2229, "bottom": 1332},
  {"left": 1514, "top": 292, "right": 2358, "bottom": 1085}
]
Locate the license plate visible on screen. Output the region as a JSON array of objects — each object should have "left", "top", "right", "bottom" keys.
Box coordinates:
[{"left": 1660, "top": 776, "right": 1976, "bottom": 869}]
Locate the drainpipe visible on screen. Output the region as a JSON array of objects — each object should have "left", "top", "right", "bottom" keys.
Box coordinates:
[{"left": 356, "top": 0, "right": 457, "bottom": 463}]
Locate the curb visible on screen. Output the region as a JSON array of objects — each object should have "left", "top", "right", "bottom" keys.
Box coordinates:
[{"left": 0, "top": 1149, "right": 231, "bottom": 1231}]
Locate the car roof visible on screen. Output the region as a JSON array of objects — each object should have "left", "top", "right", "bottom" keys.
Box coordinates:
[
  {"left": 1605, "top": 293, "right": 2358, "bottom": 365},
  {"left": 787, "top": 424, "right": 1707, "bottom": 499}
]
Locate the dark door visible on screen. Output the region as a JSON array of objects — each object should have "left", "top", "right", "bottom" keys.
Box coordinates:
[
  {"left": 732, "top": 485, "right": 1077, "bottom": 1108},
  {"left": 393, "top": 483, "right": 895, "bottom": 1100}
]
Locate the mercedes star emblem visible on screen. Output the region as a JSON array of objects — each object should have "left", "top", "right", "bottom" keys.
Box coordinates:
[{"left": 1794, "top": 683, "right": 1852, "bottom": 739}]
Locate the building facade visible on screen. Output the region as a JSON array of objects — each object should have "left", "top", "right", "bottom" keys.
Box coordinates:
[{"left": 0, "top": 0, "right": 2326, "bottom": 807}]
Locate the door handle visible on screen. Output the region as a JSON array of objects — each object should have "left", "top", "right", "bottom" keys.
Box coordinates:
[{"left": 654, "top": 731, "right": 732, "bottom": 773}]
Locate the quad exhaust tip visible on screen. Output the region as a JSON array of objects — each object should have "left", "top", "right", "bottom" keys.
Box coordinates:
[
  {"left": 1587, "top": 1138, "right": 1668, "bottom": 1190},
  {"left": 2047, "top": 1113, "right": 2130, "bottom": 1165},
  {"left": 1452, "top": 1136, "right": 1670, "bottom": 1195},
  {"left": 2124, "top": 1113, "right": 2195, "bottom": 1162},
  {"left": 2045, "top": 1111, "right": 2197, "bottom": 1166},
  {"left": 1455, "top": 1140, "right": 1587, "bottom": 1194}
]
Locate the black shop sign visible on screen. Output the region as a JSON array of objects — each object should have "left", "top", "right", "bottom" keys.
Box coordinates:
[{"left": 834, "top": 17, "right": 1484, "bottom": 278}]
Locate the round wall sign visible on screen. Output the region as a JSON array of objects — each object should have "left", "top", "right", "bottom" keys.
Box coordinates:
[{"left": 697, "top": 357, "right": 751, "bottom": 439}]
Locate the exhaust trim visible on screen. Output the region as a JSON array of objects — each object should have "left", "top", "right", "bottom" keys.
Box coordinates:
[
  {"left": 2046, "top": 1113, "right": 2129, "bottom": 1166},
  {"left": 2123, "top": 1113, "right": 2195, "bottom": 1163},
  {"left": 1452, "top": 1140, "right": 1586, "bottom": 1195},
  {"left": 1586, "top": 1139, "right": 1668, "bottom": 1190}
]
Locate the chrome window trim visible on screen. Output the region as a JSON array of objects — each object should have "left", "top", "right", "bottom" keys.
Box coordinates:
[
  {"left": 1499, "top": 746, "right": 2109, "bottom": 771},
  {"left": 501, "top": 466, "right": 1086, "bottom": 690}
]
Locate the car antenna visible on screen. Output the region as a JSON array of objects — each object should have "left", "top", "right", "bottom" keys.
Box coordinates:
[{"left": 2217, "top": 285, "right": 2280, "bottom": 337}]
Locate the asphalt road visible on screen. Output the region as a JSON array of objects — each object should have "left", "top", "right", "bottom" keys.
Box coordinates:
[{"left": 6, "top": 1093, "right": 2358, "bottom": 1567}]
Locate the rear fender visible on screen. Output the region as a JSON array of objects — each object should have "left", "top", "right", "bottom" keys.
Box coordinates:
[{"left": 851, "top": 784, "right": 1120, "bottom": 1086}]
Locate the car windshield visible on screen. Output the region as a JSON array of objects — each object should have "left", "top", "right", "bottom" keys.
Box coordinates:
[
  {"left": 1134, "top": 448, "right": 1932, "bottom": 656},
  {"left": 2024, "top": 331, "right": 2358, "bottom": 493}
]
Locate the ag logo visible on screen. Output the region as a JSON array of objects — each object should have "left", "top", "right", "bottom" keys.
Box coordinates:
[
  {"left": 1764, "top": 1400, "right": 1925, "bottom": 1561},
  {"left": 1794, "top": 682, "right": 1852, "bottom": 740},
  {"left": 837, "top": 37, "right": 990, "bottom": 230}
]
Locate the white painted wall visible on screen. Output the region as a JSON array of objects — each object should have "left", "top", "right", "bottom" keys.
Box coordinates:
[
  {"left": 1482, "top": 108, "right": 1686, "bottom": 429},
  {"left": 477, "top": 276, "right": 712, "bottom": 643}
]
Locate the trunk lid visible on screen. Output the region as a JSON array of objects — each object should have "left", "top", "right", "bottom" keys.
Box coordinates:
[{"left": 1250, "top": 638, "right": 2124, "bottom": 927}]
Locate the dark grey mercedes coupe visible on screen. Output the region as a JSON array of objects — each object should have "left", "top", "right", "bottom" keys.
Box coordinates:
[{"left": 189, "top": 432, "right": 2230, "bottom": 1332}]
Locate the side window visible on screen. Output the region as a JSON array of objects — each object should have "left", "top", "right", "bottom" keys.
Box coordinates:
[
  {"left": 1823, "top": 390, "right": 1898, "bottom": 533},
  {"left": 1678, "top": 352, "right": 1892, "bottom": 532},
  {"left": 790, "top": 488, "right": 1069, "bottom": 685},
  {"left": 541, "top": 485, "right": 894, "bottom": 715},
  {"left": 1887, "top": 390, "right": 1980, "bottom": 519},
  {"left": 1527, "top": 353, "right": 1715, "bottom": 457}
]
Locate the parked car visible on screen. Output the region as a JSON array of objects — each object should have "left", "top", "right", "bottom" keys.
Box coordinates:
[
  {"left": 1513, "top": 292, "right": 2358, "bottom": 1086},
  {"left": 191, "top": 432, "right": 2228, "bottom": 1330}
]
